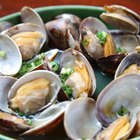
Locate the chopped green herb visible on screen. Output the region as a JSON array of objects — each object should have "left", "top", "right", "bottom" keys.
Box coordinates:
[
  {"left": 50, "top": 61, "right": 59, "bottom": 72},
  {"left": 117, "top": 106, "right": 129, "bottom": 116},
  {"left": 96, "top": 31, "right": 108, "bottom": 45},
  {"left": 60, "top": 68, "right": 74, "bottom": 84},
  {"left": 17, "top": 53, "right": 45, "bottom": 77},
  {"left": 82, "top": 38, "right": 90, "bottom": 46},
  {"left": 0, "top": 51, "right": 6, "bottom": 57},
  {"left": 15, "top": 108, "right": 25, "bottom": 116},
  {"left": 60, "top": 68, "right": 74, "bottom": 98},
  {"left": 26, "top": 119, "right": 33, "bottom": 125},
  {"left": 116, "top": 47, "right": 127, "bottom": 54},
  {"left": 62, "top": 84, "right": 73, "bottom": 98}
]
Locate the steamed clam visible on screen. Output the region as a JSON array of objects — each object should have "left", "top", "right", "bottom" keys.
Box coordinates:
[
  {"left": 45, "top": 15, "right": 79, "bottom": 50},
  {"left": 0, "top": 71, "right": 70, "bottom": 136},
  {"left": 2, "top": 23, "right": 46, "bottom": 60},
  {"left": 60, "top": 48, "right": 96, "bottom": 99},
  {"left": 79, "top": 17, "right": 125, "bottom": 74},
  {"left": 100, "top": 5, "right": 140, "bottom": 33},
  {"left": 8, "top": 70, "right": 61, "bottom": 115}
]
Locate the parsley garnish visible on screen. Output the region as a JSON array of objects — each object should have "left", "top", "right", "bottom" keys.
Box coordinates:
[
  {"left": 117, "top": 106, "right": 129, "bottom": 116},
  {"left": 96, "top": 31, "right": 108, "bottom": 45}
]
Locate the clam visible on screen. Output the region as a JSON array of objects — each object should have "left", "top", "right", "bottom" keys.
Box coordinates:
[
  {"left": 96, "top": 74, "right": 140, "bottom": 127},
  {"left": 60, "top": 48, "right": 96, "bottom": 99},
  {"left": 2, "top": 23, "right": 46, "bottom": 60},
  {"left": 0, "top": 34, "right": 22, "bottom": 76},
  {"left": 0, "top": 71, "right": 70, "bottom": 135},
  {"left": 100, "top": 5, "right": 140, "bottom": 33},
  {"left": 79, "top": 17, "right": 125, "bottom": 74},
  {"left": 45, "top": 17, "right": 79, "bottom": 50},
  {"left": 64, "top": 98, "right": 102, "bottom": 139},
  {"left": 8, "top": 70, "right": 61, "bottom": 115},
  {"left": 115, "top": 53, "right": 140, "bottom": 78}
]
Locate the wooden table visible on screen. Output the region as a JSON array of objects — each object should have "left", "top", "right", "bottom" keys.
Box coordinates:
[{"left": 0, "top": 0, "right": 140, "bottom": 17}]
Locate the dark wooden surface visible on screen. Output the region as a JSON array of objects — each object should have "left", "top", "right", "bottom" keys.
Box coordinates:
[{"left": 0, "top": 0, "right": 140, "bottom": 17}]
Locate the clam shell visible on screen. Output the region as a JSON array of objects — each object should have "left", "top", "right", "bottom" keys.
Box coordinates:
[
  {"left": 60, "top": 48, "right": 96, "bottom": 97},
  {"left": 115, "top": 53, "right": 140, "bottom": 78},
  {"left": 100, "top": 5, "right": 140, "bottom": 34},
  {"left": 79, "top": 17, "right": 109, "bottom": 34},
  {"left": 104, "top": 5, "right": 140, "bottom": 22},
  {"left": 111, "top": 30, "right": 140, "bottom": 54},
  {"left": 21, "top": 6, "right": 47, "bottom": 35},
  {"left": 2, "top": 23, "right": 46, "bottom": 60},
  {"left": 96, "top": 74, "right": 140, "bottom": 127},
  {"left": 8, "top": 70, "right": 61, "bottom": 115},
  {"left": 64, "top": 98, "right": 102, "bottom": 139},
  {"left": 21, "top": 101, "right": 69, "bottom": 136},
  {"left": 0, "top": 34, "right": 22, "bottom": 76},
  {"left": 0, "top": 76, "right": 17, "bottom": 113}
]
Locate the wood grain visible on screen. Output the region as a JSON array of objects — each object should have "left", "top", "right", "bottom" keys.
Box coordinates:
[{"left": 0, "top": 0, "right": 140, "bottom": 17}]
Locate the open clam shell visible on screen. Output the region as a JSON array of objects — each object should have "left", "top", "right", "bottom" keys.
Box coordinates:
[
  {"left": 64, "top": 98, "right": 102, "bottom": 139},
  {"left": 8, "top": 70, "right": 61, "bottom": 115},
  {"left": 21, "top": 101, "right": 69, "bottom": 136},
  {"left": 115, "top": 53, "right": 140, "bottom": 78},
  {"left": 100, "top": 5, "right": 140, "bottom": 33},
  {"left": 0, "top": 76, "right": 17, "bottom": 113},
  {"left": 96, "top": 74, "right": 140, "bottom": 127},
  {"left": 21, "top": 6, "right": 46, "bottom": 31},
  {"left": 2, "top": 23, "right": 46, "bottom": 60},
  {"left": 111, "top": 30, "right": 140, "bottom": 54},
  {"left": 0, "top": 34, "right": 22, "bottom": 76},
  {"left": 60, "top": 48, "right": 96, "bottom": 98}
]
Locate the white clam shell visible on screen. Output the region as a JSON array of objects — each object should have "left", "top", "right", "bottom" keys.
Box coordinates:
[
  {"left": 0, "top": 34, "right": 22, "bottom": 76},
  {"left": 64, "top": 98, "right": 102, "bottom": 139},
  {"left": 96, "top": 74, "right": 140, "bottom": 127},
  {"left": 8, "top": 70, "right": 61, "bottom": 114},
  {"left": 0, "top": 76, "right": 17, "bottom": 113},
  {"left": 21, "top": 101, "right": 69, "bottom": 136}
]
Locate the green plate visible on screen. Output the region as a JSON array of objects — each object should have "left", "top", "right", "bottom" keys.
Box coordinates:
[{"left": 0, "top": 5, "right": 113, "bottom": 140}]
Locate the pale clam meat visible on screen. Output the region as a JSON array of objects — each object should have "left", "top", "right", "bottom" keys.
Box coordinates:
[
  {"left": 8, "top": 70, "right": 61, "bottom": 115},
  {"left": 0, "top": 34, "right": 22, "bottom": 76},
  {"left": 60, "top": 48, "right": 96, "bottom": 99},
  {"left": 64, "top": 98, "right": 102, "bottom": 139},
  {"left": 2, "top": 23, "right": 46, "bottom": 60}
]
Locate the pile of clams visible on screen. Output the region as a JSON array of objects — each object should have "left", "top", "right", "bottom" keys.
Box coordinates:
[{"left": 0, "top": 4, "right": 140, "bottom": 140}]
